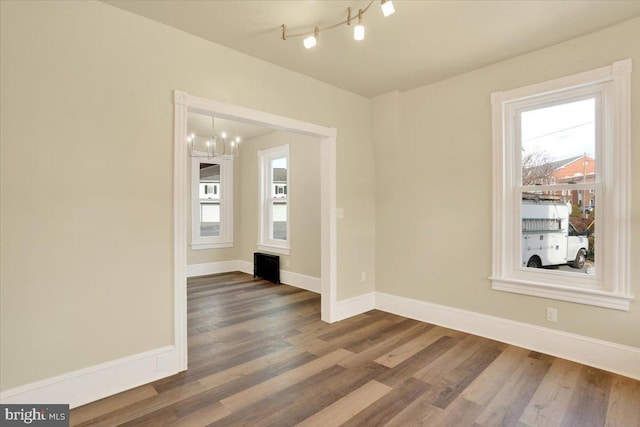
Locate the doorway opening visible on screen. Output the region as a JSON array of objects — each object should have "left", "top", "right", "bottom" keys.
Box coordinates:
[{"left": 173, "top": 90, "right": 337, "bottom": 371}]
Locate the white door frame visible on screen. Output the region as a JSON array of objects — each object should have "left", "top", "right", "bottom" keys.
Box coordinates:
[{"left": 173, "top": 90, "right": 337, "bottom": 371}]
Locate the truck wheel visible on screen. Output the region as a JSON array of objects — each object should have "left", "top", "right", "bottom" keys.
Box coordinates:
[
  {"left": 571, "top": 249, "right": 586, "bottom": 269},
  {"left": 527, "top": 257, "right": 542, "bottom": 268}
]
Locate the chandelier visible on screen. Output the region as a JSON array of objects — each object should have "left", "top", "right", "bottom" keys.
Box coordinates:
[{"left": 188, "top": 117, "right": 239, "bottom": 158}]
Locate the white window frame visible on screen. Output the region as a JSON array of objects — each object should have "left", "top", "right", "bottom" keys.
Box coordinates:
[
  {"left": 191, "top": 156, "right": 233, "bottom": 249},
  {"left": 258, "top": 145, "right": 290, "bottom": 255},
  {"left": 491, "top": 59, "right": 633, "bottom": 311}
]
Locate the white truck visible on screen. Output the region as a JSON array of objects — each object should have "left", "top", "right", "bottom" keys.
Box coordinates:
[{"left": 522, "top": 197, "right": 589, "bottom": 269}]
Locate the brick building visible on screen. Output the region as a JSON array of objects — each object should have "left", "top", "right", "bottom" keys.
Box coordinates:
[{"left": 551, "top": 155, "right": 595, "bottom": 209}]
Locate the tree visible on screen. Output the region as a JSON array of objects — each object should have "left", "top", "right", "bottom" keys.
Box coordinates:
[
  {"left": 522, "top": 149, "right": 555, "bottom": 185},
  {"left": 571, "top": 203, "right": 581, "bottom": 217}
]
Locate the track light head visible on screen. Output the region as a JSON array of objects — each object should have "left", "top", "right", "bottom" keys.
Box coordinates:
[
  {"left": 304, "top": 27, "right": 319, "bottom": 49},
  {"left": 381, "top": 0, "right": 395, "bottom": 17},
  {"left": 354, "top": 9, "right": 364, "bottom": 41}
]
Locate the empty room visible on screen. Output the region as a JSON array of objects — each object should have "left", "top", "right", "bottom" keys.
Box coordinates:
[{"left": 1, "top": 1, "right": 639, "bottom": 426}]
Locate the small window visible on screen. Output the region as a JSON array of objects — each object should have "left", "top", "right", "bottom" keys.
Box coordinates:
[
  {"left": 491, "top": 59, "right": 633, "bottom": 310},
  {"left": 258, "top": 145, "right": 290, "bottom": 255},
  {"left": 191, "top": 158, "right": 233, "bottom": 249}
]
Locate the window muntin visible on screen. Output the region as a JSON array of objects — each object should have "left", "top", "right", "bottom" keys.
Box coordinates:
[
  {"left": 491, "top": 59, "right": 633, "bottom": 310},
  {"left": 258, "top": 145, "right": 290, "bottom": 254}
]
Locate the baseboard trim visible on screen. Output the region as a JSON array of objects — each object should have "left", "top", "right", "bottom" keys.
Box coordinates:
[
  {"left": 0, "top": 346, "right": 180, "bottom": 409},
  {"left": 280, "top": 270, "right": 321, "bottom": 293},
  {"left": 375, "top": 292, "right": 640, "bottom": 380},
  {"left": 334, "top": 292, "right": 376, "bottom": 322},
  {"left": 186, "top": 260, "right": 239, "bottom": 277},
  {"left": 189, "top": 260, "right": 321, "bottom": 293},
  {"left": 236, "top": 260, "right": 253, "bottom": 275}
]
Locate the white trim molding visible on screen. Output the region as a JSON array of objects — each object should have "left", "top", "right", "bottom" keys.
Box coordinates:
[
  {"left": 186, "top": 260, "right": 240, "bottom": 277},
  {"left": 191, "top": 156, "right": 234, "bottom": 250},
  {"left": 257, "top": 145, "right": 291, "bottom": 254},
  {"left": 330, "top": 290, "right": 640, "bottom": 380},
  {"left": 375, "top": 292, "right": 640, "bottom": 380},
  {"left": 0, "top": 346, "right": 179, "bottom": 409},
  {"left": 334, "top": 292, "right": 376, "bottom": 322},
  {"left": 281, "top": 270, "right": 321, "bottom": 294},
  {"left": 256, "top": 244, "right": 291, "bottom": 256},
  {"left": 490, "top": 59, "right": 633, "bottom": 310},
  {"left": 236, "top": 259, "right": 253, "bottom": 275},
  {"left": 174, "top": 91, "right": 338, "bottom": 380},
  {"left": 188, "top": 260, "right": 321, "bottom": 293}
]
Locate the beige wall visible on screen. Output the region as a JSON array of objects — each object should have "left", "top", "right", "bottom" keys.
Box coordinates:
[
  {"left": 372, "top": 17, "right": 640, "bottom": 347},
  {"left": 236, "top": 131, "right": 321, "bottom": 278},
  {"left": 0, "top": 0, "right": 375, "bottom": 390}
]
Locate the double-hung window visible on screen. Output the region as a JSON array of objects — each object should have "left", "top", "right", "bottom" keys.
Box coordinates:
[
  {"left": 491, "top": 59, "right": 633, "bottom": 310},
  {"left": 191, "top": 157, "right": 233, "bottom": 249},
  {"left": 258, "top": 145, "right": 290, "bottom": 255}
]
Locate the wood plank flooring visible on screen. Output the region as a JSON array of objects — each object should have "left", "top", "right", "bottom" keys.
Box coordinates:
[{"left": 71, "top": 272, "right": 640, "bottom": 426}]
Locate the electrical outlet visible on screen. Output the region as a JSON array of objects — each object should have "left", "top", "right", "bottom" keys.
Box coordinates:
[
  {"left": 360, "top": 271, "right": 366, "bottom": 282},
  {"left": 284, "top": 259, "right": 290, "bottom": 268},
  {"left": 546, "top": 307, "right": 558, "bottom": 323}
]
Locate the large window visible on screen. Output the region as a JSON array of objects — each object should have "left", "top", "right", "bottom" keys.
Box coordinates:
[
  {"left": 258, "top": 145, "right": 290, "bottom": 255},
  {"left": 491, "top": 59, "right": 632, "bottom": 310},
  {"left": 191, "top": 157, "right": 233, "bottom": 249}
]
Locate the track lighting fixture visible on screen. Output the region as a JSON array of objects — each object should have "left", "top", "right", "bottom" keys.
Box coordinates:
[{"left": 280, "top": 0, "right": 395, "bottom": 49}]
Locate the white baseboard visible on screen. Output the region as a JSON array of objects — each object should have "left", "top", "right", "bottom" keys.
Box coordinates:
[
  {"left": 186, "top": 260, "right": 240, "bottom": 277},
  {"left": 0, "top": 346, "right": 180, "bottom": 409},
  {"left": 375, "top": 292, "right": 640, "bottom": 380},
  {"left": 236, "top": 260, "right": 253, "bottom": 275},
  {"left": 280, "top": 270, "right": 321, "bottom": 293},
  {"left": 334, "top": 292, "right": 376, "bottom": 322},
  {"left": 191, "top": 260, "right": 321, "bottom": 293}
]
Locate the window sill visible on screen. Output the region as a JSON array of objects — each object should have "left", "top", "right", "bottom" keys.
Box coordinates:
[
  {"left": 191, "top": 242, "right": 234, "bottom": 250},
  {"left": 490, "top": 276, "right": 633, "bottom": 311},
  {"left": 257, "top": 244, "right": 290, "bottom": 256}
]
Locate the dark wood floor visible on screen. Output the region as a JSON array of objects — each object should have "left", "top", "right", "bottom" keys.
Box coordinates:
[{"left": 71, "top": 272, "right": 640, "bottom": 426}]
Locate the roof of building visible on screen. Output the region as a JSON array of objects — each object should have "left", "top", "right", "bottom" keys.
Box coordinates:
[{"left": 547, "top": 155, "right": 583, "bottom": 171}]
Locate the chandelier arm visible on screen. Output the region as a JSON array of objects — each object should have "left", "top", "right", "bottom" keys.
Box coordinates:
[{"left": 282, "top": 0, "right": 374, "bottom": 39}]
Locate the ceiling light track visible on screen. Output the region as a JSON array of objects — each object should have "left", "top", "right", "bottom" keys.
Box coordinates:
[{"left": 281, "top": 0, "right": 395, "bottom": 49}]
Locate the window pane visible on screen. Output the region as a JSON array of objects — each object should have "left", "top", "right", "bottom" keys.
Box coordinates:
[
  {"left": 200, "top": 202, "right": 220, "bottom": 237},
  {"left": 271, "top": 157, "right": 287, "bottom": 198},
  {"left": 521, "top": 98, "right": 596, "bottom": 185},
  {"left": 200, "top": 164, "right": 221, "bottom": 199},
  {"left": 521, "top": 190, "right": 595, "bottom": 275},
  {"left": 271, "top": 201, "right": 287, "bottom": 240}
]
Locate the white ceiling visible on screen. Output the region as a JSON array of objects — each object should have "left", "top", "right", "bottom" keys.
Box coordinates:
[
  {"left": 187, "top": 112, "right": 273, "bottom": 142},
  {"left": 103, "top": 0, "right": 640, "bottom": 98}
]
